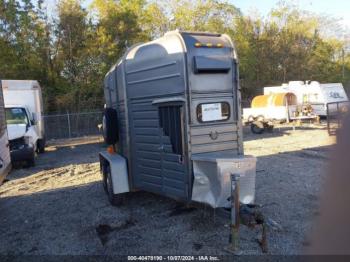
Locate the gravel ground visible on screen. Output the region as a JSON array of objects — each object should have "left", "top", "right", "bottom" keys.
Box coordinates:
[{"left": 0, "top": 124, "right": 336, "bottom": 256}]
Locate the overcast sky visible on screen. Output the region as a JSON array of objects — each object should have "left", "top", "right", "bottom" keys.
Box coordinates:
[{"left": 230, "top": 0, "right": 350, "bottom": 29}]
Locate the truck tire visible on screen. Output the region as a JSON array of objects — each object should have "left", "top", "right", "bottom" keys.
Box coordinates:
[
  {"left": 37, "top": 138, "right": 46, "bottom": 154},
  {"left": 251, "top": 121, "right": 265, "bottom": 134},
  {"left": 105, "top": 165, "right": 123, "bottom": 206},
  {"left": 103, "top": 108, "right": 119, "bottom": 145},
  {"left": 25, "top": 152, "right": 36, "bottom": 168}
]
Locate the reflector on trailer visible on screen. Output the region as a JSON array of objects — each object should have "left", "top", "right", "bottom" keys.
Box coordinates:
[{"left": 107, "top": 146, "right": 115, "bottom": 154}]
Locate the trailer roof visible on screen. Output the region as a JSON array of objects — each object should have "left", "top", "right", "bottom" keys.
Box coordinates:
[
  {"left": 251, "top": 93, "right": 297, "bottom": 108},
  {"left": 105, "top": 30, "right": 235, "bottom": 79}
]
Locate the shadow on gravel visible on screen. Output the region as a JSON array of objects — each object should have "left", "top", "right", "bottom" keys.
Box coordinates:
[
  {"left": 37, "top": 141, "right": 105, "bottom": 168},
  {"left": 0, "top": 142, "right": 334, "bottom": 255},
  {"left": 252, "top": 144, "right": 334, "bottom": 252},
  {"left": 243, "top": 125, "right": 328, "bottom": 142},
  {"left": 0, "top": 182, "right": 225, "bottom": 255},
  {"left": 6, "top": 141, "right": 104, "bottom": 182}
]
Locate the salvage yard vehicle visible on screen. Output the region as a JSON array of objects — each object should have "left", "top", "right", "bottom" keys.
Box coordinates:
[
  {"left": 99, "top": 30, "right": 256, "bottom": 208},
  {"left": 263, "top": 81, "right": 349, "bottom": 116},
  {"left": 0, "top": 82, "right": 11, "bottom": 185},
  {"left": 2, "top": 80, "right": 46, "bottom": 166},
  {"left": 243, "top": 92, "right": 318, "bottom": 134}
]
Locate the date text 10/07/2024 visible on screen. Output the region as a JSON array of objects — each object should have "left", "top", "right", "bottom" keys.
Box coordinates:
[{"left": 127, "top": 256, "right": 220, "bottom": 261}]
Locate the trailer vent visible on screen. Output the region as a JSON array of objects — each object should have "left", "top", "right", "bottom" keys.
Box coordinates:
[
  {"left": 159, "top": 106, "right": 183, "bottom": 155},
  {"left": 193, "top": 56, "right": 231, "bottom": 74}
]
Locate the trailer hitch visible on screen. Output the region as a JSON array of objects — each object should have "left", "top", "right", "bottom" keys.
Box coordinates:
[{"left": 225, "top": 174, "right": 268, "bottom": 254}]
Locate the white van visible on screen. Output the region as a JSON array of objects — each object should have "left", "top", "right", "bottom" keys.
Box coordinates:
[
  {"left": 2, "top": 80, "right": 45, "bottom": 166},
  {"left": 0, "top": 82, "right": 11, "bottom": 184},
  {"left": 264, "top": 81, "right": 349, "bottom": 116}
]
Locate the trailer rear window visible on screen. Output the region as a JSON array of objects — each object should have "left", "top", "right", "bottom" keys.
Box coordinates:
[{"left": 197, "top": 102, "right": 230, "bottom": 122}]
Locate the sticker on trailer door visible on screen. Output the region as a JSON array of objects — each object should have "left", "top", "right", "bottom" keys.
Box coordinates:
[{"left": 201, "top": 103, "right": 222, "bottom": 122}]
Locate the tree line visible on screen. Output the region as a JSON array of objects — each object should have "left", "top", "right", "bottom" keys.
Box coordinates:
[{"left": 0, "top": 0, "right": 349, "bottom": 113}]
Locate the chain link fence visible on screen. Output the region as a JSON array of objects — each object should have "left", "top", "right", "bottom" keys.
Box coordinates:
[
  {"left": 326, "top": 101, "right": 350, "bottom": 135},
  {"left": 44, "top": 111, "right": 103, "bottom": 140}
]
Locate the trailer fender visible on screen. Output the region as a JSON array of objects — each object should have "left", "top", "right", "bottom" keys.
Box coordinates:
[{"left": 99, "top": 151, "right": 129, "bottom": 194}]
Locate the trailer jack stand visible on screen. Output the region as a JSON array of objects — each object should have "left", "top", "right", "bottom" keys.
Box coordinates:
[
  {"left": 258, "top": 223, "right": 268, "bottom": 253},
  {"left": 225, "top": 174, "right": 269, "bottom": 254},
  {"left": 224, "top": 174, "right": 242, "bottom": 255}
]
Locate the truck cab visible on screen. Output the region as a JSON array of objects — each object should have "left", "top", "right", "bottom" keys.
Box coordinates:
[{"left": 5, "top": 105, "right": 38, "bottom": 166}]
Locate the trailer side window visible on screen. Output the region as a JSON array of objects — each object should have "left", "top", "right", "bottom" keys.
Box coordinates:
[
  {"left": 158, "top": 105, "right": 183, "bottom": 155},
  {"left": 197, "top": 102, "right": 230, "bottom": 122}
]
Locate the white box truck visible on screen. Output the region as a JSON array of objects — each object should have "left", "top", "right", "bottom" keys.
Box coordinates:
[
  {"left": 2, "top": 80, "right": 46, "bottom": 166},
  {"left": 0, "top": 81, "right": 11, "bottom": 184},
  {"left": 263, "top": 81, "right": 349, "bottom": 116}
]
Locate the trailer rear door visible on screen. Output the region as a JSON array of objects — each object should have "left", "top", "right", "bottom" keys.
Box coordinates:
[{"left": 129, "top": 98, "right": 189, "bottom": 200}]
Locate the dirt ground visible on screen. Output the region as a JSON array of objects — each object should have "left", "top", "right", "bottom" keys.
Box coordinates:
[{"left": 0, "top": 124, "right": 336, "bottom": 256}]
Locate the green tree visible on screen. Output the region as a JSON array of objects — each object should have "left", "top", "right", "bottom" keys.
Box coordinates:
[{"left": 0, "top": 0, "right": 349, "bottom": 111}]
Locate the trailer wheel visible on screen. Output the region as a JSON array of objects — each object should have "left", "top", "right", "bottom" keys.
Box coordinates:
[
  {"left": 251, "top": 121, "right": 265, "bottom": 134},
  {"left": 105, "top": 165, "right": 123, "bottom": 206},
  {"left": 103, "top": 108, "right": 119, "bottom": 145}
]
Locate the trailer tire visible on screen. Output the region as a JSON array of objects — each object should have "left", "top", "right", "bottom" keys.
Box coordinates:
[
  {"left": 105, "top": 166, "right": 123, "bottom": 206},
  {"left": 103, "top": 108, "right": 119, "bottom": 145},
  {"left": 251, "top": 121, "right": 265, "bottom": 134},
  {"left": 25, "top": 152, "right": 36, "bottom": 168}
]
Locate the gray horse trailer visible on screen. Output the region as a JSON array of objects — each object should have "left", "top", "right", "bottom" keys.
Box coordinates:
[{"left": 100, "top": 31, "right": 256, "bottom": 208}]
